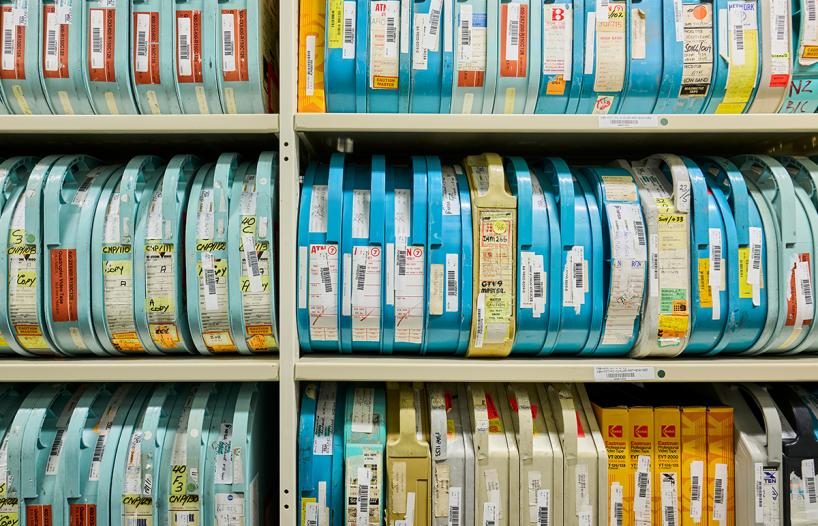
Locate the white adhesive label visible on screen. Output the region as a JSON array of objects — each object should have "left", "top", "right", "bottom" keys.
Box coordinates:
[{"left": 351, "top": 387, "right": 375, "bottom": 433}]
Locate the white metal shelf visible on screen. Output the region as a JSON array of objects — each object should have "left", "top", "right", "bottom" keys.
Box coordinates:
[
  {"left": 0, "top": 356, "right": 278, "bottom": 382},
  {"left": 294, "top": 113, "right": 818, "bottom": 134},
  {"left": 0, "top": 114, "right": 280, "bottom": 153},
  {"left": 293, "top": 113, "right": 818, "bottom": 156},
  {"left": 0, "top": 114, "right": 279, "bottom": 134},
  {"left": 295, "top": 355, "right": 818, "bottom": 383}
]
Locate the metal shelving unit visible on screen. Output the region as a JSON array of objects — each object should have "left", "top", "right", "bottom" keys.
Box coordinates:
[
  {"left": 276, "top": 17, "right": 818, "bottom": 517},
  {"left": 0, "top": 356, "right": 279, "bottom": 382},
  {"left": 295, "top": 355, "right": 818, "bottom": 383}
]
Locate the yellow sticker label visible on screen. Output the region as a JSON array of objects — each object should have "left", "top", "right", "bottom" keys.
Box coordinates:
[
  {"left": 476, "top": 209, "right": 515, "bottom": 346},
  {"left": 803, "top": 45, "right": 818, "bottom": 59},
  {"left": 698, "top": 258, "right": 712, "bottom": 307},
  {"left": 202, "top": 331, "right": 236, "bottom": 352},
  {"left": 327, "top": 0, "right": 343, "bottom": 48},
  {"left": 546, "top": 76, "right": 566, "bottom": 95},
  {"left": 104, "top": 260, "right": 132, "bottom": 276},
  {"left": 111, "top": 331, "right": 144, "bottom": 352},
  {"left": 149, "top": 323, "right": 180, "bottom": 349},
  {"left": 658, "top": 314, "right": 689, "bottom": 337},
  {"left": 246, "top": 325, "right": 276, "bottom": 351},
  {"left": 301, "top": 497, "right": 317, "bottom": 526},
  {"left": 738, "top": 247, "right": 753, "bottom": 299},
  {"left": 372, "top": 76, "right": 399, "bottom": 89},
  {"left": 15, "top": 270, "right": 36, "bottom": 288},
  {"left": 240, "top": 274, "right": 270, "bottom": 294},
  {"left": 716, "top": 21, "right": 759, "bottom": 114}
]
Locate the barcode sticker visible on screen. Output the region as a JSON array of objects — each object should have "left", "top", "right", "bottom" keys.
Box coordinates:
[
  {"left": 44, "top": 11, "right": 59, "bottom": 71},
  {"left": 728, "top": 3, "right": 745, "bottom": 65},
  {"left": 357, "top": 467, "right": 371, "bottom": 526},
  {"left": 748, "top": 226, "right": 763, "bottom": 306},
  {"left": 445, "top": 253, "right": 459, "bottom": 313},
  {"left": 343, "top": 1, "right": 356, "bottom": 58},
  {"left": 712, "top": 463, "right": 727, "bottom": 521},
  {"left": 242, "top": 234, "right": 263, "bottom": 293},
  {"left": 222, "top": 12, "right": 236, "bottom": 72},
  {"left": 45, "top": 428, "right": 65, "bottom": 475},
  {"left": 90, "top": 9, "right": 104, "bottom": 69},
  {"left": 459, "top": 5, "right": 472, "bottom": 61},
  {"left": 482, "top": 502, "right": 497, "bottom": 526},
  {"left": 804, "top": 459, "right": 818, "bottom": 516},
  {"left": 201, "top": 251, "right": 219, "bottom": 312},
  {"left": 610, "top": 482, "right": 623, "bottom": 526},
  {"left": 660, "top": 472, "right": 678, "bottom": 526},
  {"left": 448, "top": 486, "right": 461, "bottom": 526},
  {"left": 424, "top": 0, "right": 442, "bottom": 50},
  {"left": 475, "top": 293, "right": 485, "bottom": 348},
  {"left": 135, "top": 13, "right": 150, "bottom": 72},
  {"left": 709, "top": 228, "right": 723, "bottom": 320},
  {"left": 305, "top": 501, "right": 319, "bottom": 526},
  {"left": 536, "top": 489, "right": 550, "bottom": 526},
  {"left": 2, "top": 10, "right": 15, "bottom": 71},
  {"left": 178, "top": 16, "right": 192, "bottom": 76},
  {"left": 754, "top": 463, "right": 763, "bottom": 523},
  {"left": 504, "top": 3, "right": 519, "bottom": 61},
  {"left": 690, "top": 460, "right": 703, "bottom": 522},
  {"left": 594, "top": 366, "right": 655, "bottom": 382},
  {"left": 634, "top": 456, "right": 652, "bottom": 521},
  {"left": 798, "top": 259, "right": 814, "bottom": 324},
  {"left": 313, "top": 382, "right": 337, "bottom": 456}
]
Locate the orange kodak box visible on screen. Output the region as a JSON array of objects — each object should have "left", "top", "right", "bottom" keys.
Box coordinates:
[
  {"left": 681, "top": 407, "right": 708, "bottom": 526},
  {"left": 297, "top": 0, "right": 326, "bottom": 111},
  {"left": 706, "top": 407, "right": 734, "bottom": 526},
  {"left": 629, "top": 406, "right": 655, "bottom": 525},
  {"left": 594, "top": 402, "right": 632, "bottom": 526},
  {"left": 655, "top": 406, "right": 682, "bottom": 526}
]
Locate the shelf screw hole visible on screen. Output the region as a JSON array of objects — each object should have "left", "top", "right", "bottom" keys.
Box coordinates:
[
  {"left": 284, "top": 489, "right": 289, "bottom": 494},
  {"left": 284, "top": 142, "right": 289, "bottom": 147},
  {"left": 657, "top": 369, "right": 666, "bottom": 379},
  {"left": 284, "top": 504, "right": 290, "bottom": 510},
  {"left": 284, "top": 156, "right": 290, "bottom": 162}
]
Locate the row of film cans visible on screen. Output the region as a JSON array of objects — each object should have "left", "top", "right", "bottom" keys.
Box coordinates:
[
  {"left": 0, "top": 152, "right": 279, "bottom": 356},
  {"left": 297, "top": 152, "right": 818, "bottom": 358},
  {"left": 297, "top": 381, "right": 743, "bottom": 526},
  {"left": 0, "top": 382, "right": 273, "bottom": 525},
  {"left": 297, "top": 0, "right": 818, "bottom": 114},
  {"left": 0, "top": 0, "right": 278, "bottom": 114}
]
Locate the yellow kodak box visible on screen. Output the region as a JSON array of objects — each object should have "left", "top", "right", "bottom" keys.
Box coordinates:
[
  {"left": 629, "top": 407, "right": 655, "bottom": 525},
  {"left": 655, "top": 407, "right": 682, "bottom": 526},
  {"left": 593, "top": 403, "right": 632, "bottom": 526},
  {"left": 706, "top": 407, "right": 734, "bottom": 526},
  {"left": 681, "top": 407, "right": 707, "bottom": 526},
  {"left": 297, "top": 0, "right": 326, "bottom": 111}
]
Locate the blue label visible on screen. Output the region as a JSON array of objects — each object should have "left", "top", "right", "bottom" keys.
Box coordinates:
[{"left": 472, "top": 13, "right": 487, "bottom": 27}]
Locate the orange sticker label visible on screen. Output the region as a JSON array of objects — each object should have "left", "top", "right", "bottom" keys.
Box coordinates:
[
  {"left": 1, "top": 7, "right": 26, "bottom": 79},
  {"left": 26, "top": 505, "right": 52, "bottom": 526},
  {"left": 499, "top": 3, "right": 527, "bottom": 77},
  {"left": 50, "top": 248, "right": 78, "bottom": 322},
  {"left": 69, "top": 504, "right": 97, "bottom": 526}
]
